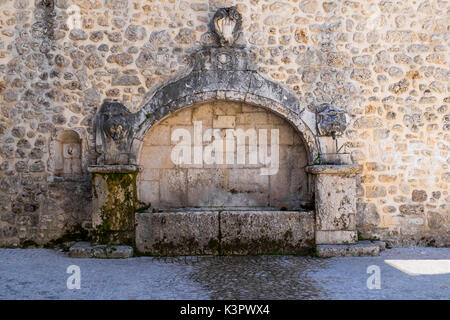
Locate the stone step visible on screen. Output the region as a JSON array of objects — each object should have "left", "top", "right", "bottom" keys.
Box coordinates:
[
  {"left": 316, "top": 240, "right": 386, "bottom": 257},
  {"left": 135, "top": 210, "right": 315, "bottom": 255},
  {"left": 69, "top": 242, "right": 133, "bottom": 259}
]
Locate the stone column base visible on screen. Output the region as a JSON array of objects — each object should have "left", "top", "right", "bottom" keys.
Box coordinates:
[
  {"left": 306, "top": 164, "right": 361, "bottom": 245},
  {"left": 317, "top": 241, "right": 386, "bottom": 257},
  {"left": 315, "top": 230, "right": 357, "bottom": 245},
  {"left": 88, "top": 165, "right": 142, "bottom": 245}
]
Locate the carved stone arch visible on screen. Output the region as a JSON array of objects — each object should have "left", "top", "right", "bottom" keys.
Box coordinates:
[
  {"left": 127, "top": 47, "right": 319, "bottom": 165},
  {"left": 89, "top": 7, "right": 367, "bottom": 254}
]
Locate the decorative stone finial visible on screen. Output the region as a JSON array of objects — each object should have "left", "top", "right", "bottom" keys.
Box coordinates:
[
  {"left": 212, "top": 7, "right": 242, "bottom": 47},
  {"left": 317, "top": 103, "right": 347, "bottom": 137}
]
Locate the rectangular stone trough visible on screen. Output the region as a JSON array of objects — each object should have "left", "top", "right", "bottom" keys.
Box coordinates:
[{"left": 135, "top": 210, "right": 315, "bottom": 256}]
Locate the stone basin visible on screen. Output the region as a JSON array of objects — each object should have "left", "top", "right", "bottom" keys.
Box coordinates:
[{"left": 135, "top": 209, "right": 315, "bottom": 256}]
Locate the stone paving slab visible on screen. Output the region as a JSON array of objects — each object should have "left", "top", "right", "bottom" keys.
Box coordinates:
[{"left": 0, "top": 247, "right": 449, "bottom": 299}]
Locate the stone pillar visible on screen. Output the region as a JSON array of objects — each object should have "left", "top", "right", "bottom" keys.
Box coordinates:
[
  {"left": 88, "top": 165, "right": 142, "bottom": 245},
  {"left": 306, "top": 164, "right": 362, "bottom": 245}
]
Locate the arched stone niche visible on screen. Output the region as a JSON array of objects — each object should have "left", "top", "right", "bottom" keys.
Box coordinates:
[
  {"left": 137, "top": 100, "right": 313, "bottom": 210},
  {"left": 90, "top": 34, "right": 360, "bottom": 252},
  {"left": 49, "top": 129, "right": 83, "bottom": 178}
]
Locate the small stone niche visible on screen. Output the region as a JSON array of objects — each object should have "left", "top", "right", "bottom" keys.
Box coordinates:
[{"left": 52, "top": 130, "right": 82, "bottom": 177}]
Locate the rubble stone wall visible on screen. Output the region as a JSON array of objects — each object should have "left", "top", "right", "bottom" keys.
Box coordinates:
[{"left": 0, "top": 0, "right": 448, "bottom": 247}]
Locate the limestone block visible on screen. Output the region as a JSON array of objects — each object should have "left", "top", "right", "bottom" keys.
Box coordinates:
[
  {"left": 267, "top": 111, "right": 285, "bottom": 124},
  {"left": 236, "top": 112, "right": 268, "bottom": 125},
  {"left": 316, "top": 241, "right": 385, "bottom": 257},
  {"left": 320, "top": 153, "right": 352, "bottom": 165},
  {"left": 159, "top": 169, "right": 187, "bottom": 207},
  {"left": 279, "top": 145, "right": 308, "bottom": 168},
  {"left": 186, "top": 168, "right": 227, "bottom": 206},
  {"left": 105, "top": 246, "right": 134, "bottom": 259},
  {"left": 315, "top": 174, "right": 357, "bottom": 231},
  {"left": 140, "top": 168, "right": 160, "bottom": 181},
  {"left": 228, "top": 168, "right": 269, "bottom": 192},
  {"left": 220, "top": 211, "right": 315, "bottom": 255},
  {"left": 89, "top": 165, "right": 141, "bottom": 245},
  {"left": 139, "top": 180, "right": 160, "bottom": 205},
  {"left": 227, "top": 168, "right": 270, "bottom": 206},
  {"left": 135, "top": 211, "right": 220, "bottom": 255},
  {"left": 170, "top": 126, "right": 194, "bottom": 146},
  {"left": 213, "top": 101, "right": 242, "bottom": 115},
  {"left": 269, "top": 168, "right": 309, "bottom": 208},
  {"left": 318, "top": 136, "right": 337, "bottom": 154},
  {"left": 161, "top": 108, "right": 192, "bottom": 125},
  {"left": 140, "top": 146, "right": 175, "bottom": 169},
  {"left": 68, "top": 242, "right": 93, "bottom": 258},
  {"left": 277, "top": 125, "right": 294, "bottom": 145},
  {"left": 143, "top": 125, "right": 170, "bottom": 146},
  {"left": 213, "top": 115, "right": 235, "bottom": 128},
  {"left": 192, "top": 104, "right": 213, "bottom": 125},
  {"left": 315, "top": 230, "right": 358, "bottom": 245}
]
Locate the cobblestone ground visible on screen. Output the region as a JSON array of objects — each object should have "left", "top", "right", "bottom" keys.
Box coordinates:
[{"left": 0, "top": 247, "right": 449, "bottom": 300}]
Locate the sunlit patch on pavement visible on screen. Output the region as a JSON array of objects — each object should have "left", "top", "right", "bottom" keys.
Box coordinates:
[{"left": 384, "top": 260, "right": 450, "bottom": 275}]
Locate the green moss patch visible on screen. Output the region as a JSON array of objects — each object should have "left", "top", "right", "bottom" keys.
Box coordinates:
[{"left": 92, "top": 172, "right": 147, "bottom": 246}]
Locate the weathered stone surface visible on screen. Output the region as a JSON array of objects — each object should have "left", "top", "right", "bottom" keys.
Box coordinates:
[
  {"left": 0, "top": 1, "right": 448, "bottom": 249},
  {"left": 399, "top": 204, "right": 425, "bottom": 216},
  {"left": 212, "top": 6, "right": 242, "bottom": 47},
  {"left": 305, "top": 164, "right": 360, "bottom": 245},
  {"left": 313, "top": 174, "right": 357, "bottom": 231},
  {"left": 316, "top": 241, "right": 385, "bottom": 257},
  {"left": 356, "top": 202, "right": 380, "bottom": 229},
  {"left": 412, "top": 190, "right": 427, "bottom": 202},
  {"left": 316, "top": 103, "right": 347, "bottom": 137},
  {"left": 174, "top": 28, "right": 196, "bottom": 44},
  {"left": 90, "top": 169, "right": 141, "bottom": 245},
  {"left": 124, "top": 24, "right": 146, "bottom": 42},
  {"left": 112, "top": 75, "right": 141, "bottom": 86},
  {"left": 84, "top": 53, "right": 104, "bottom": 69},
  {"left": 69, "top": 29, "right": 88, "bottom": 41},
  {"left": 135, "top": 211, "right": 220, "bottom": 255},
  {"left": 316, "top": 231, "right": 357, "bottom": 245},
  {"left": 220, "top": 211, "right": 314, "bottom": 255},
  {"left": 69, "top": 242, "right": 133, "bottom": 259},
  {"left": 68, "top": 242, "right": 93, "bottom": 258},
  {"left": 366, "top": 186, "right": 387, "bottom": 198},
  {"left": 136, "top": 210, "right": 314, "bottom": 255},
  {"left": 88, "top": 165, "right": 141, "bottom": 174},
  {"left": 136, "top": 46, "right": 305, "bottom": 132},
  {"left": 94, "top": 101, "right": 135, "bottom": 165},
  {"left": 137, "top": 102, "right": 310, "bottom": 210},
  {"left": 305, "top": 164, "right": 361, "bottom": 175}
]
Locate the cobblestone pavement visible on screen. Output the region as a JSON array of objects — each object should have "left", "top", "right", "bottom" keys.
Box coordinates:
[{"left": 0, "top": 247, "right": 449, "bottom": 300}]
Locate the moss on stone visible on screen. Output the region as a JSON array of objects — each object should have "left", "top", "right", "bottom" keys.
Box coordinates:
[
  {"left": 44, "top": 224, "right": 90, "bottom": 249},
  {"left": 150, "top": 237, "right": 202, "bottom": 256},
  {"left": 92, "top": 172, "right": 147, "bottom": 246},
  {"left": 220, "top": 236, "right": 313, "bottom": 256}
]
